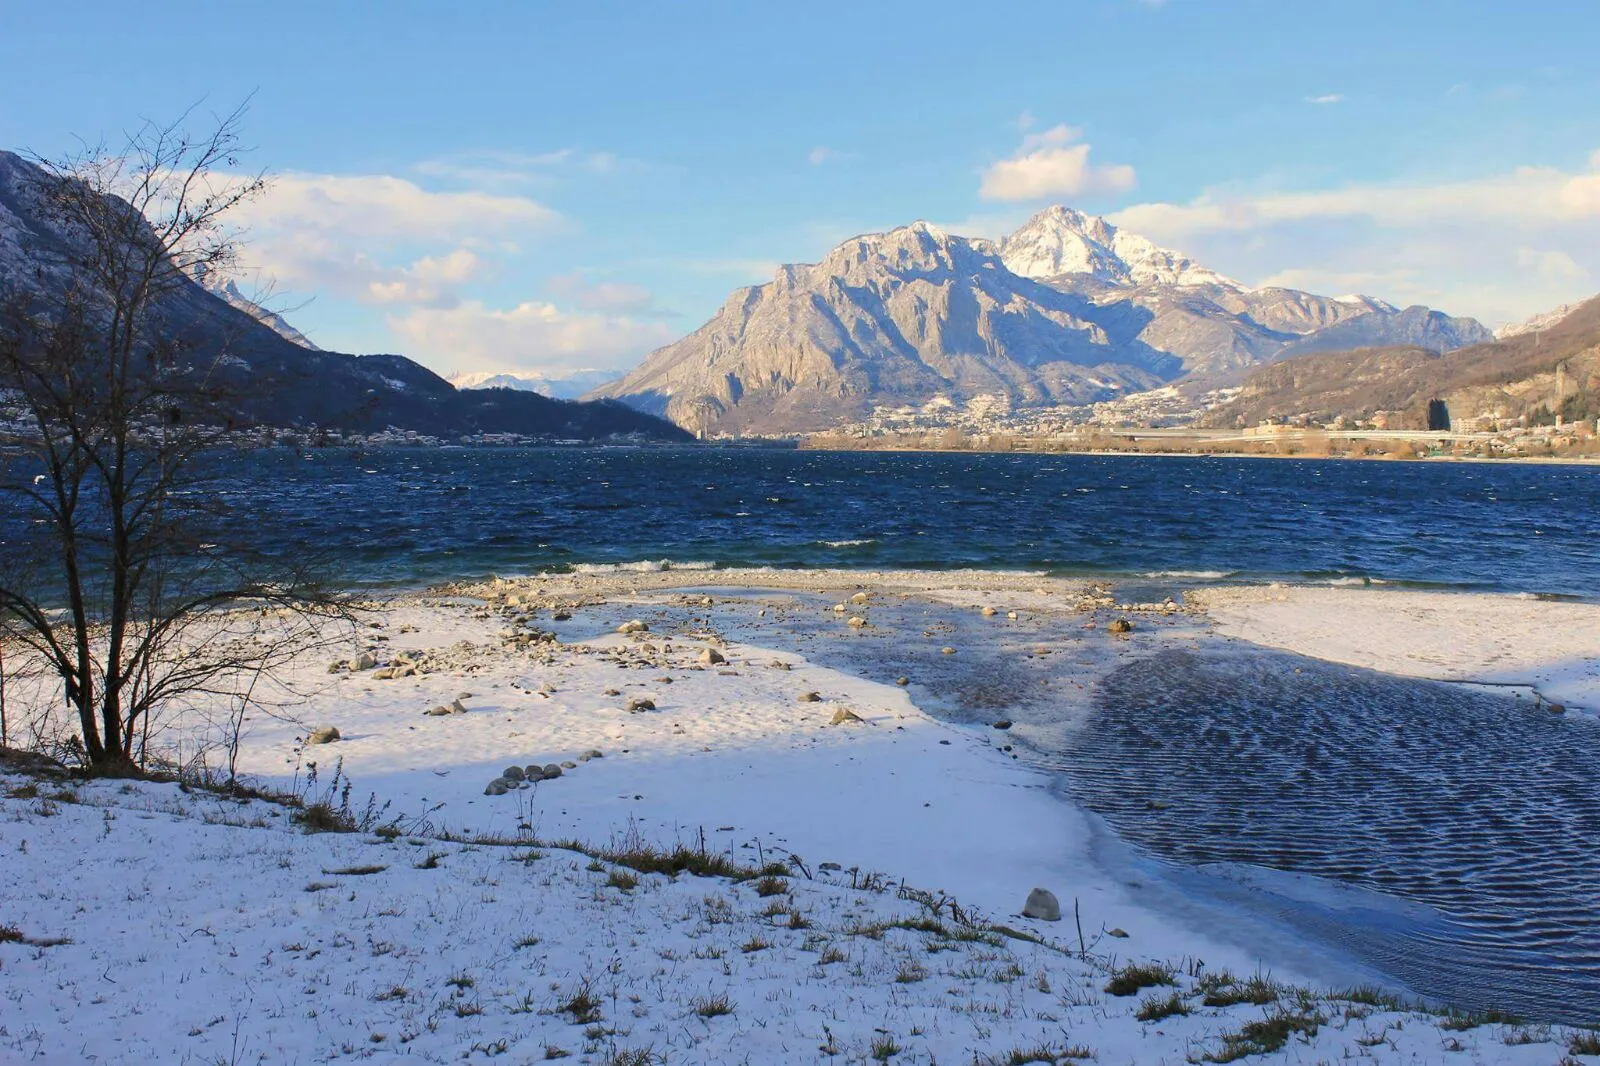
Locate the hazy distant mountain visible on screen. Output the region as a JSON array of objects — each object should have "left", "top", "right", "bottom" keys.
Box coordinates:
[
  {"left": 1497, "top": 301, "right": 1585, "bottom": 340},
  {"left": 595, "top": 207, "right": 1491, "bottom": 435},
  {"left": 1271, "top": 304, "right": 1492, "bottom": 360},
  {"left": 1201, "top": 295, "right": 1600, "bottom": 430},
  {"left": 0, "top": 150, "right": 688, "bottom": 442},
  {"left": 449, "top": 368, "right": 620, "bottom": 400}
]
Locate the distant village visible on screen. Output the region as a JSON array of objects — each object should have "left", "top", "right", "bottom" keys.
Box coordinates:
[{"left": 795, "top": 387, "right": 1600, "bottom": 460}]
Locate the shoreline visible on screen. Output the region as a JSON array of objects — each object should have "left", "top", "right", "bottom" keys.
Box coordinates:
[
  {"left": 6, "top": 570, "right": 1600, "bottom": 1054},
  {"left": 796, "top": 441, "right": 1600, "bottom": 465}
]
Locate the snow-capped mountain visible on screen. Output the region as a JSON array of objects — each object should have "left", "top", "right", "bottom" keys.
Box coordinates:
[
  {"left": 589, "top": 220, "right": 1185, "bottom": 434},
  {"left": 1496, "top": 301, "right": 1584, "bottom": 340},
  {"left": 449, "top": 369, "right": 620, "bottom": 400},
  {"left": 200, "top": 273, "right": 321, "bottom": 351},
  {"left": 998, "top": 206, "right": 1241, "bottom": 289},
  {"left": 586, "top": 206, "right": 1495, "bottom": 436}
]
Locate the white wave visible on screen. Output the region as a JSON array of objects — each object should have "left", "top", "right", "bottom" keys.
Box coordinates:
[
  {"left": 819, "top": 538, "right": 876, "bottom": 548},
  {"left": 571, "top": 559, "right": 717, "bottom": 574},
  {"left": 1140, "top": 570, "right": 1236, "bottom": 580}
]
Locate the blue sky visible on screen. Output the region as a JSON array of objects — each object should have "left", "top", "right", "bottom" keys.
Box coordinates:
[{"left": 8, "top": 0, "right": 1600, "bottom": 378}]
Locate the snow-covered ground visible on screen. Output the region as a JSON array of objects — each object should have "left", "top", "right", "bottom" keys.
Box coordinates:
[
  {"left": 2, "top": 775, "right": 1583, "bottom": 1065},
  {"left": 3, "top": 571, "right": 1598, "bottom": 1063},
  {"left": 1193, "top": 584, "right": 1600, "bottom": 712}
]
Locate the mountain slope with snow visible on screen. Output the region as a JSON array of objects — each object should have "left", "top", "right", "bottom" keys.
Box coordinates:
[
  {"left": 203, "top": 274, "right": 322, "bottom": 350},
  {"left": 1496, "top": 300, "right": 1587, "bottom": 339},
  {"left": 591, "top": 221, "right": 1181, "bottom": 435},
  {"left": 594, "top": 208, "right": 1493, "bottom": 435},
  {"left": 0, "top": 149, "right": 686, "bottom": 441},
  {"left": 999, "top": 205, "right": 1242, "bottom": 289}
]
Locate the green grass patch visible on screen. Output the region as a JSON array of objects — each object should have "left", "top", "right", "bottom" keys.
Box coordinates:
[
  {"left": 1136, "top": 990, "right": 1190, "bottom": 1022},
  {"left": 1104, "top": 961, "right": 1175, "bottom": 997}
]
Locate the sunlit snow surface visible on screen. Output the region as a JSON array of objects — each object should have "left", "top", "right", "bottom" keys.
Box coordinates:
[{"left": 565, "top": 591, "right": 1600, "bottom": 1023}]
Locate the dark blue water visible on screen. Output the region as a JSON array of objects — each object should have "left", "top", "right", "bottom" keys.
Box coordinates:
[{"left": 188, "top": 446, "right": 1600, "bottom": 595}]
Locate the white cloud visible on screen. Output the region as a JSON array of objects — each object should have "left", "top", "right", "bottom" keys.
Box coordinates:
[
  {"left": 233, "top": 171, "right": 558, "bottom": 243},
  {"left": 365, "top": 248, "right": 484, "bottom": 306},
  {"left": 390, "top": 300, "right": 677, "bottom": 376},
  {"left": 222, "top": 170, "right": 561, "bottom": 308},
  {"left": 979, "top": 125, "right": 1137, "bottom": 202},
  {"left": 1107, "top": 151, "right": 1600, "bottom": 325},
  {"left": 413, "top": 149, "right": 632, "bottom": 189},
  {"left": 1517, "top": 247, "right": 1590, "bottom": 284},
  {"left": 808, "top": 146, "right": 840, "bottom": 166},
  {"left": 1305, "top": 93, "right": 1344, "bottom": 105},
  {"left": 546, "top": 272, "right": 659, "bottom": 314},
  {"left": 1111, "top": 155, "right": 1600, "bottom": 237}
]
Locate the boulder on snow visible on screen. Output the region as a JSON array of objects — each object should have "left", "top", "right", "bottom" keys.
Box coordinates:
[
  {"left": 502, "top": 765, "right": 525, "bottom": 782},
  {"left": 1107, "top": 618, "right": 1133, "bottom": 634},
  {"left": 484, "top": 779, "right": 509, "bottom": 796},
  {"left": 617, "top": 619, "right": 649, "bottom": 634},
  {"left": 699, "top": 647, "right": 726, "bottom": 665},
  {"left": 829, "top": 708, "right": 865, "bottom": 726},
  {"left": 626, "top": 697, "right": 656, "bottom": 712},
  {"left": 307, "top": 726, "right": 341, "bottom": 745},
  {"left": 353, "top": 652, "right": 378, "bottom": 671},
  {"left": 1022, "top": 887, "right": 1061, "bottom": 921}
]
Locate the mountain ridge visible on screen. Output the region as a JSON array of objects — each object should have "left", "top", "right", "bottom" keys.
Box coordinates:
[
  {"left": 1200, "top": 296, "right": 1600, "bottom": 430},
  {"left": 593, "top": 207, "right": 1493, "bottom": 435},
  {"left": 0, "top": 150, "right": 688, "bottom": 442}
]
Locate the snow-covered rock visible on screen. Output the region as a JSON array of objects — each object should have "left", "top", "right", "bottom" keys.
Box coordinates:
[
  {"left": 999, "top": 205, "right": 1242, "bottom": 289},
  {"left": 1496, "top": 301, "right": 1584, "bottom": 339}
]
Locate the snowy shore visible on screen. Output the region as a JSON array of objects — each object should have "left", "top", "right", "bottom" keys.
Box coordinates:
[
  {"left": 3, "top": 570, "right": 1598, "bottom": 1063},
  {"left": 1192, "top": 584, "right": 1600, "bottom": 713}
]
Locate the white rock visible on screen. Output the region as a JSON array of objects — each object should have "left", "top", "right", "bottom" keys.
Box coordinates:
[{"left": 1022, "top": 887, "right": 1061, "bottom": 922}]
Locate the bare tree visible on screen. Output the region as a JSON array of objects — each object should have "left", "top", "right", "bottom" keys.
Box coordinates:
[{"left": 0, "top": 105, "right": 349, "bottom": 775}]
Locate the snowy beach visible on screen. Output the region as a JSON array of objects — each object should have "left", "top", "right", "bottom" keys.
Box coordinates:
[{"left": 4, "top": 570, "right": 1600, "bottom": 1063}]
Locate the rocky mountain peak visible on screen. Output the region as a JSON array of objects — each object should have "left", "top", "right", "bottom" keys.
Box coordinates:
[{"left": 999, "top": 205, "right": 1242, "bottom": 290}]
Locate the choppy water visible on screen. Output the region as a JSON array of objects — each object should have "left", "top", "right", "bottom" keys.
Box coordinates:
[
  {"left": 1056, "top": 648, "right": 1600, "bottom": 1022},
  {"left": 62, "top": 445, "right": 1597, "bottom": 595}
]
